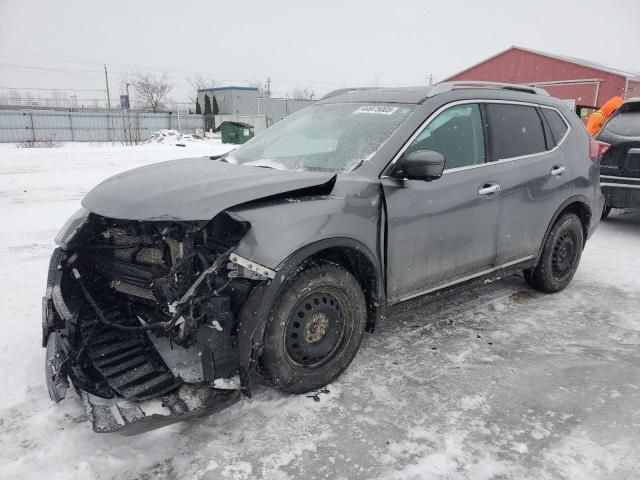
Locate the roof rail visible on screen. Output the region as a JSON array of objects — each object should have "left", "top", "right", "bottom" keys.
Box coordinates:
[
  {"left": 427, "top": 81, "right": 549, "bottom": 98},
  {"left": 320, "top": 87, "right": 376, "bottom": 100}
]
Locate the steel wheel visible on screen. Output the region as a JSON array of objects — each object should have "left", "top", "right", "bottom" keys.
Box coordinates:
[
  {"left": 523, "top": 213, "right": 584, "bottom": 293},
  {"left": 551, "top": 230, "right": 577, "bottom": 280},
  {"left": 258, "top": 263, "right": 367, "bottom": 394},
  {"left": 284, "top": 288, "right": 348, "bottom": 368}
]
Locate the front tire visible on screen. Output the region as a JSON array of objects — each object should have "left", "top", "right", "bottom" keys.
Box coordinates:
[
  {"left": 258, "top": 263, "right": 367, "bottom": 394},
  {"left": 524, "top": 213, "right": 584, "bottom": 293}
]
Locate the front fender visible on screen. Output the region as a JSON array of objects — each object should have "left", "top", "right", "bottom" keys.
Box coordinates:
[
  {"left": 231, "top": 193, "right": 384, "bottom": 392},
  {"left": 229, "top": 195, "right": 380, "bottom": 272}
]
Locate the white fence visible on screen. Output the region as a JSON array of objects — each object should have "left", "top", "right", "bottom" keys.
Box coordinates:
[{"left": 0, "top": 109, "right": 206, "bottom": 143}]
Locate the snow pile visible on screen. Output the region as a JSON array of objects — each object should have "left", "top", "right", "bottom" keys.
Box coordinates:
[{"left": 146, "top": 129, "right": 206, "bottom": 144}]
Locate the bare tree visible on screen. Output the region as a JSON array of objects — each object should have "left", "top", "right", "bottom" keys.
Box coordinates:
[
  {"left": 186, "top": 74, "right": 218, "bottom": 105},
  {"left": 7, "top": 90, "right": 22, "bottom": 106},
  {"left": 248, "top": 79, "right": 271, "bottom": 98},
  {"left": 130, "top": 72, "right": 172, "bottom": 112},
  {"left": 290, "top": 87, "right": 315, "bottom": 100},
  {"left": 49, "top": 90, "right": 69, "bottom": 108}
]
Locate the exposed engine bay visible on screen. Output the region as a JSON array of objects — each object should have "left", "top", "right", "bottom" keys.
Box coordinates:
[
  {"left": 44, "top": 211, "right": 272, "bottom": 434},
  {"left": 41, "top": 157, "right": 342, "bottom": 434}
]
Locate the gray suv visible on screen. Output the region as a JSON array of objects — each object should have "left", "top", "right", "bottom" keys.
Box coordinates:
[{"left": 43, "top": 82, "right": 604, "bottom": 433}]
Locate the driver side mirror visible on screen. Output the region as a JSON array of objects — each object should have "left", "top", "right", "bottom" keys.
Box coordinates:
[{"left": 400, "top": 150, "right": 445, "bottom": 181}]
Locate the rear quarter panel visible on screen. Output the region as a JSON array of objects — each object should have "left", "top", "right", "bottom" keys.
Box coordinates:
[{"left": 558, "top": 105, "right": 603, "bottom": 237}]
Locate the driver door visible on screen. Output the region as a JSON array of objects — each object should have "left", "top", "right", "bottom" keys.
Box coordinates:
[{"left": 382, "top": 103, "right": 501, "bottom": 303}]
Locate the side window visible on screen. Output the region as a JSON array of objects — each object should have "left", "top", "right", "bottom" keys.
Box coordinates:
[
  {"left": 486, "top": 104, "right": 547, "bottom": 160},
  {"left": 541, "top": 108, "right": 569, "bottom": 144},
  {"left": 406, "top": 104, "right": 486, "bottom": 170}
]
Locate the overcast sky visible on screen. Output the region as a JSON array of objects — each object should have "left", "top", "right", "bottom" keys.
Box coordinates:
[{"left": 1, "top": 0, "right": 639, "bottom": 106}]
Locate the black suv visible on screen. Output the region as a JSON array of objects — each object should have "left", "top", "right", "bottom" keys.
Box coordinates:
[
  {"left": 43, "top": 82, "right": 604, "bottom": 433},
  {"left": 597, "top": 98, "right": 640, "bottom": 218}
]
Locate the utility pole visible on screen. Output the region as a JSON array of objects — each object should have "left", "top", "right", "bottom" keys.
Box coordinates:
[
  {"left": 266, "top": 77, "right": 271, "bottom": 98},
  {"left": 104, "top": 65, "right": 111, "bottom": 109},
  {"left": 125, "top": 82, "right": 132, "bottom": 144},
  {"left": 103, "top": 66, "right": 112, "bottom": 141},
  {"left": 427, "top": 74, "right": 435, "bottom": 87}
]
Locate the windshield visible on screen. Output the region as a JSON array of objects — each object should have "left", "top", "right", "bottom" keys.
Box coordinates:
[{"left": 225, "top": 103, "right": 415, "bottom": 172}]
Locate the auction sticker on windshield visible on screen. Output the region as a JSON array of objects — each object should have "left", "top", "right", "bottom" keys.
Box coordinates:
[{"left": 354, "top": 105, "right": 399, "bottom": 115}]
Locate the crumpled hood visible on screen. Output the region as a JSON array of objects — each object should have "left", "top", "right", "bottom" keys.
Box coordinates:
[{"left": 82, "top": 157, "right": 336, "bottom": 221}]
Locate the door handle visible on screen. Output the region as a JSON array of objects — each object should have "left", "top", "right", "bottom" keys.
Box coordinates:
[
  {"left": 478, "top": 183, "right": 501, "bottom": 195},
  {"left": 551, "top": 165, "right": 566, "bottom": 176}
]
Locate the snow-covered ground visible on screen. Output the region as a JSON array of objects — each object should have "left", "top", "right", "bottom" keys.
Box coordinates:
[{"left": 0, "top": 142, "right": 639, "bottom": 480}]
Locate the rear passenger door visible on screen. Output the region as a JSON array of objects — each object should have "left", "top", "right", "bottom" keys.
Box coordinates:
[{"left": 485, "top": 103, "right": 571, "bottom": 265}]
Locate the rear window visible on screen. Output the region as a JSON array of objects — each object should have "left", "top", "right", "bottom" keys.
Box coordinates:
[
  {"left": 603, "top": 111, "right": 640, "bottom": 137},
  {"left": 541, "top": 108, "right": 569, "bottom": 144},
  {"left": 486, "top": 104, "right": 547, "bottom": 160}
]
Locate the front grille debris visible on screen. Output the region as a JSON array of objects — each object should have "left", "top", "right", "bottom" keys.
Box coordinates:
[{"left": 83, "top": 311, "right": 181, "bottom": 401}]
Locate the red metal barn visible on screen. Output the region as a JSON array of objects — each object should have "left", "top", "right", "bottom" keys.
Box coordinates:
[{"left": 445, "top": 46, "right": 640, "bottom": 118}]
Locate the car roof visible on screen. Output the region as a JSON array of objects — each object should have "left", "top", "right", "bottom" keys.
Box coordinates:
[
  {"left": 317, "top": 81, "right": 549, "bottom": 105},
  {"left": 318, "top": 86, "right": 434, "bottom": 104}
]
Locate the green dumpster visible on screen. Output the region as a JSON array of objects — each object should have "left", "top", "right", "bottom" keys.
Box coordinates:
[{"left": 216, "top": 121, "right": 255, "bottom": 145}]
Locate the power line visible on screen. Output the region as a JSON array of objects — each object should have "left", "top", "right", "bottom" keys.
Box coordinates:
[
  {"left": 0, "top": 46, "right": 364, "bottom": 87},
  {"left": 3, "top": 96, "right": 105, "bottom": 101},
  {"left": 0, "top": 46, "right": 435, "bottom": 98},
  {"left": 0, "top": 86, "right": 105, "bottom": 91},
  {"left": 0, "top": 47, "right": 270, "bottom": 81},
  {"left": 0, "top": 62, "right": 103, "bottom": 75}
]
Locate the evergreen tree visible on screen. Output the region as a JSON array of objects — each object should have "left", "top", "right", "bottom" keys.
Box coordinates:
[
  {"left": 204, "top": 94, "right": 213, "bottom": 131},
  {"left": 211, "top": 96, "right": 219, "bottom": 115},
  {"left": 195, "top": 97, "right": 201, "bottom": 114}
]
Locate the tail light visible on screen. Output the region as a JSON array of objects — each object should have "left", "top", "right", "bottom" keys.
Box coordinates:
[{"left": 589, "top": 139, "right": 610, "bottom": 160}]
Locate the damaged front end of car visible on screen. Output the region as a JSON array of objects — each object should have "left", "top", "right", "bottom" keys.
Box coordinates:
[{"left": 43, "top": 208, "right": 273, "bottom": 435}]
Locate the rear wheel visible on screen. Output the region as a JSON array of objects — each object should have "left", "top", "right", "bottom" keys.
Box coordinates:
[
  {"left": 258, "top": 263, "right": 366, "bottom": 394},
  {"left": 524, "top": 213, "right": 584, "bottom": 293}
]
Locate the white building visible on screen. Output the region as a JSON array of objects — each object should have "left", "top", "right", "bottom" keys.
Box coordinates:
[{"left": 196, "top": 86, "right": 313, "bottom": 130}]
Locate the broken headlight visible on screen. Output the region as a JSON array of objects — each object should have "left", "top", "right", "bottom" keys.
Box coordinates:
[{"left": 54, "top": 207, "right": 90, "bottom": 249}]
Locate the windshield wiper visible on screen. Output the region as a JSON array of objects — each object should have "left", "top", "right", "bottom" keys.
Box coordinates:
[
  {"left": 210, "top": 153, "right": 229, "bottom": 162},
  {"left": 244, "top": 159, "right": 289, "bottom": 170}
]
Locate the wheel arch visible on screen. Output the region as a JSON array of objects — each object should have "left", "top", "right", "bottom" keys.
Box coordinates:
[
  {"left": 237, "top": 237, "right": 384, "bottom": 392},
  {"left": 539, "top": 196, "right": 592, "bottom": 259},
  {"left": 276, "top": 237, "right": 384, "bottom": 332}
]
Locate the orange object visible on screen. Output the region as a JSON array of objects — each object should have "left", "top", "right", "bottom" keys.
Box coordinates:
[{"left": 587, "top": 96, "right": 624, "bottom": 136}]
